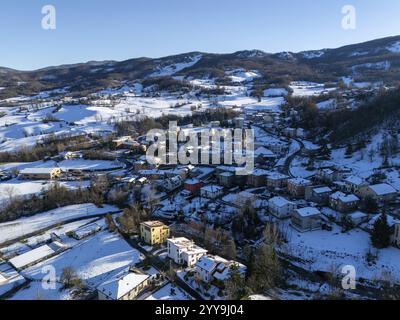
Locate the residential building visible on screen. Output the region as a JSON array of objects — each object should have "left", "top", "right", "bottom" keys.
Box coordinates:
[
  {"left": 233, "top": 191, "right": 256, "bottom": 207},
  {"left": 291, "top": 207, "right": 322, "bottom": 232},
  {"left": 167, "top": 237, "right": 207, "bottom": 267},
  {"left": 184, "top": 179, "right": 203, "bottom": 195},
  {"left": 140, "top": 221, "right": 170, "bottom": 245},
  {"left": 266, "top": 172, "right": 289, "bottom": 189},
  {"left": 264, "top": 141, "right": 288, "bottom": 155},
  {"left": 19, "top": 167, "right": 62, "bottom": 180},
  {"left": 268, "top": 196, "right": 297, "bottom": 218},
  {"left": 315, "top": 168, "right": 336, "bottom": 183},
  {"left": 97, "top": 270, "right": 150, "bottom": 300},
  {"left": 162, "top": 175, "right": 183, "bottom": 192},
  {"left": 287, "top": 178, "right": 312, "bottom": 198},
  {"left": 218, "top": 172, "right": 235, "bottom": 188},
  {"left": 200, "top": 185, "right": 224, "bottom": 199},
  {"left": 305, "top": 186, "right": 333, "bottom": 205},
  {"left": 113, "top": 136, "right": 140, "bottom": 149},
  {"left": 301, "top": 142, "right": 321, "bottom": 156},
  {"left": 344, "top": 176, "right": 368, "bottom": 195},
  {"left": 195, "top": 255, "right": 246, "bottom": 284},
  {"left": 254, "top": 147, "right": 276, "bottom": 164},
  {"left": 348, "top": 211, "right": 369, "bottom": 226},
  {"left": 247, "top": 169, "right": 269, "bottom": 187},
  {"left": 360, "top": 183, "right": 398, "bottom": 203},
  {"left": 329, "top": 192, "right": 360, "bottom": 213}
]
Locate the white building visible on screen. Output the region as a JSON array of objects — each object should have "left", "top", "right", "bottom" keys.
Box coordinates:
[
  {"left": 348, "top": 211, "right": 369, "bottom": 226},
  {"left": 344, "top": 176, "right": 368, "bottom": 195},
  {"left": 9, "top": 245, "right": 55, "bottom": 270},
  {"left": 162, "top": 175, "right": 183, "bottom": 192},
  {"left": 195, "top": 255, "right": 246, "bottom": 283},
  {"left": 200, "top": 185, "right": 224, "bottom": 199},
  {"left": 291, "top": 207, "right": 322, "bottom": 232},
  {"left": 268, "top": 196, "right": 296, "bottom": 218},
  {"left": 97, "top": 270, "right": 150, "bottom": 300},
  {"left": 362, "top": 183, "right": 398, "bottom": 202},
  {"left": 167, "top": 237, "right": 207, "bottom": 267}
]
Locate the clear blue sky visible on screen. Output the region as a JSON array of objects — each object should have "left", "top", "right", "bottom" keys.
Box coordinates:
[{"left": 1, "top": 0, "right": 399, "bottom": 70}]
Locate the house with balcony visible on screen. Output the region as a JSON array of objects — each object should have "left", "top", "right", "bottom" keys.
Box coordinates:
[
  {"left": 167, "top": 237, "right": 207, "bottom": 267},
  {"left": 140, "top": 221, "right": 170, "bottom": 245}
]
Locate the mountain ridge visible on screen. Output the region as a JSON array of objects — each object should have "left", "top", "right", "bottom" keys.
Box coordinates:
[{"left": 1, "top": 35, "right": 399, "bottom": 99}]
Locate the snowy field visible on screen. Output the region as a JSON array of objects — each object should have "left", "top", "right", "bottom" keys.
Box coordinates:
[
  {"left": 150, "top": 54, "right": 202, "bottom": 78},
  {"left": 0, "top": 179, "right": 90, "bottom": 205},
  {"left": 0, "top": 73, "right": 279, "bottom": 154},
  {"left": 263, "top": 88, "right": 288, "bottom": 97},
  {"left": 284, "top": 222, "right": 400, "bottom": 282},
  {"left": 0, "top": 159, "right": 122, "bottom": 173},
  {"left": 290, "top": 82, "right": 336, "bottom": 97},
  {"left": 9, "top": 231, "right": 142, "bottom": 300},
  {"left": 0, "top": 204, "right": 119, "bottom": 245}
]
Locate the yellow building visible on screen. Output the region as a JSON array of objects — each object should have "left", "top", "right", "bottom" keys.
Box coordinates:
[{"left": 140, "top": 221, "right": 170, "bottom": 245}]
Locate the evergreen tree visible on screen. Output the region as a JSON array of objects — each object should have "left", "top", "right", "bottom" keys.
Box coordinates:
[
  {"left": 225, "top": 265, "right": 251, "bottom": 300},
  {"left": 345, "top": 144, "right": 353, "bottom": 157},
  {"left": 247, "top": 244, "right": 281, "bottom": 292},
  {"left": 224, "top": 239, "right": 237, "bottom": 260},
  {"left": 319, "top": 144, "right": 331, "bottom": 160},
  {"left": 363, "top": 196, "right": 378, "bottom": 213},
  {"left": 371, "top": 212, "right": 392, "bottom": 249}
]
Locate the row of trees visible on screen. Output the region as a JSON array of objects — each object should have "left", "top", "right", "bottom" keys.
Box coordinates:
[
  {"left": 115, "top": 107, "right": 240, "bottom": 137},
  {"left": 0, "top": 176, "right": 112, "bottom": 222},
  {"left": 0, "top": 133, "right": 93, "bottom": 163}
]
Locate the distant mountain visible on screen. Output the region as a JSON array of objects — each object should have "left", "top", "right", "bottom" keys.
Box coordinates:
[{"left": 1, "top": 35, "right": 400, "bottom": 99}]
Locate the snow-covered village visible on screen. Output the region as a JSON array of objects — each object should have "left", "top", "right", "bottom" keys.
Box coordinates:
[{"left": 1, "top": 1, "right": 400, "bottom": 306}]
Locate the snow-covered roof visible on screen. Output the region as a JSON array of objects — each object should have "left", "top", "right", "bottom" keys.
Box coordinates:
[
  {"left": 185, "top": 178, "right": 201, "bottom": 185},
  {"left": 296, "top": 207, "right": 321, "bottom": 217},
  {"left": 368, "top": 214, "right": 400, "bottom": 229},
  {"left": 267, "top": 172, "right": 289, "bottom": 180},
  {"left": 219, "top": 172, "right": 234, "bottom": 177},
  {"left": 330, "top": 191, "right": 359, "bottom": 203},
  {"left": 97, "top": 271, "right": 149, "bottom": 300},
  {"left": 368, "top": 183, "right": 397, "bottom": 196},
  {"left": 196, "top": 255, "right": 226, "bottom": 272},
  {"left": 320, "top": 168, "right": 334, "bottom": 175},
  {"left": 73, "top": 223, "right": 102, "bottom": 238},
  {"left": 344, "top": 175, "right": 365, "bottom": 186},
  {"left": 20, "top": 167, "right": 59, "bottom": 174},
  {"left": 9, "top": 244, "right": 55, "bottom": 269},
  {"left": 213, "top": 261, "right": 247, "bottom": 281},
  {"left": 269, "top": 196, "right": 294, "bottom": 208},
  {"left": 201, "top": 185, "right": 224, "bottom": 193},
  {"left": 349, "top": 211, "right": 368, "bottom": 220},
  {"left": 288, "top": 178, "right": 312, "bottom": 186},
  {"left": 313, "top": 186, "right": 332, "bottom": 194}
]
